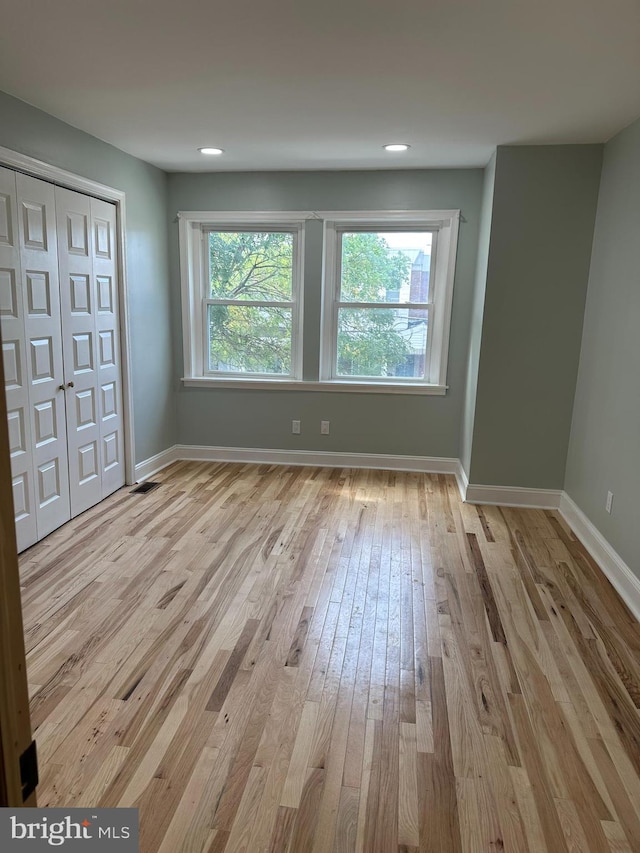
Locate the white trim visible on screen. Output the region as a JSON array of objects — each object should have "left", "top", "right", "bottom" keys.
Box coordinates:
[
  {"left": 178, "top": 210, "right": 316, "bottom": 224},
  {"left": 559, "top": 493, "right": 640, "bottom": 624},
  {"left": 321, "top": 210, "right": 460, "bottom": 387},
  {"left": 179, "top": 208, "right": 459, "bottom": 393},
  {"left": 0, "top": 146, "right": 127, "bottom": 202},
  {"left": 432, "top": 210, "right": 460, "bottom": 387},
  {"left": 177, "top": 209, "right": 462, "bottom": 224},
  {"left": 455, "top": 462, "right": 469, "bottom": 502},
  {"left": 181, "top": 377, "right": 447, "bottom": 395},
  {"left": 320, "top": 216, "right": 337, "bottom": 381},
  {"left": 179, "top": 214, "right": 305, "bottom": 382},
  {"left": 179, "top": 213, "right": 198, "bottom": 379},
  {"left": 134, "top": 446, "right": 180, "bottom": 482},
  {"left": 134, "top": 444, "right": 460, "bottom": 480},
  {"left": 0, "top": 145, "right": 136, "bottom": 485},
  {"left": 178, "top": 445, "right": 460, "bottom": 473},
  {"left": 464, "top": 483, "right": 562, "bottom": 509},
  {"left": 114, "top": 196, "right": 136, "bottom": 486}
]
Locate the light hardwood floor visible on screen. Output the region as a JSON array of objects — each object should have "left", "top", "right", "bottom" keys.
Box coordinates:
[{"left": 19, "top": 462, "right": 640, "bottom": 852}]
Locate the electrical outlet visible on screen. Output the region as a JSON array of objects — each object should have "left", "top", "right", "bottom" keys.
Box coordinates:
[
  {"left": 292, "top": 420, "right": 301, "bottom": 435},
  {"left": 606, "top": 491, "right": 614, "bottom": 514},
  {"left": 320, "top": 420, "right": 330, "bottom": 435}
]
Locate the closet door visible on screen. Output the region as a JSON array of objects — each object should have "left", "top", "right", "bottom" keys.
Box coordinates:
[
  {"left": 56, "top": 189, "right": 124, "bottom": 515},
  {"left": 92, "top": 198, "right": 124, "bottom": 498},
  {"left": 56, "top": 188, "right": 102, "bottom": 516},
  {"left": 0, "top": 167, "right": 38, "bottom": 551},
  {"left": 2, "top": 171, "right": 125, "bottom": 549},
  {"left": 16, "top": 173, "right": 70, "bottom": 540}
]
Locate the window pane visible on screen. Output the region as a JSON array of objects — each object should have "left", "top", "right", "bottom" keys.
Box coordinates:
[
  {"left": 337, "top": 307, "right": 428, "bottom": 379},
  {"left": 208, "top": 231, "right": 293, "bottom": 300},
  {"left": 340, "top": 231, "right": 432, "bottom": 304},
  {"left": 208, "top": 304, "right": 292, "bottom": 374}
]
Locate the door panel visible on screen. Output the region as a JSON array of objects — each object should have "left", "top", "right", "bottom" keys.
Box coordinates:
[
  {"left": 55, "top": 187, "right": 102, "bottom": 517},
  {"left": 91, "top": 198, "right": 124, "bottom": 498},
  {"left": 17, "top": 173, "right": 70, "bottom": 539},
  {"left": 0, "top": 167, "right": 37, "bottom": 551}
]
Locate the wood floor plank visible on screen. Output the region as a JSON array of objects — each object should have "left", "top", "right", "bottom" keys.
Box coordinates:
[
  {"left": 280, "top": 700, "right": 319, "bottom": 808},
  {"left": 601, "top": 820, "right": 634, "bottom": 853},
  {"left": 509, "top": 693, "right": 570, "bottom": 853},
  {"left": 398, "top": 722, "right": 419, "bottom": 848},
  {"left": 510, "top": 764, "right": 549, "bottom": 853},
  {"left": 17, "top": 461, "right": 640, "bottom": 853},
  {"left": 334, "top": 786, "right": 359, "bottom": 853}
]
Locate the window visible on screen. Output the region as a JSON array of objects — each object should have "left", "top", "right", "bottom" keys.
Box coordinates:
[
  {"left": 321, "top": 211, "right": 459, "bottom": 390},
  {"left": 180, "top": 209, "right": 459, "bottom": 394},
  {"left": 180, "top": 214, "right": 304, "bottom": 381},
  {"left": 324, "top": 229, "right": 433, "bottom": 382},
  {"left": 206, "top": 230, "right": 300, "bottom": 377}
]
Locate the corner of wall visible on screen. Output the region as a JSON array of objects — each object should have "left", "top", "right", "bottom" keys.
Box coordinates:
[
  {"left": 467, "top": 143, "right": 603, "bottom": 491},
  {"left": 459, "top": 152, "right": 497, "bottom": 477}
]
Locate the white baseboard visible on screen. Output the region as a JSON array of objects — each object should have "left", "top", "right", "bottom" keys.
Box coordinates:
[
  {"left": 134, "top": 446, "right": 179, "bottom": 481},
  {"left": 455, "top": 462, "right": 469, "bottom": 502},
  {"left": 177, "top": 445, "right": 461, "bottom": 474},
  {"left": 135, "top": 444, "right": 461, "bottom": 480},
  {"left": 559, "top": 493, "right": 640, "bottom": 624},
  {"left": 464, "top": 483, "right": 563, "bottom": 509}
]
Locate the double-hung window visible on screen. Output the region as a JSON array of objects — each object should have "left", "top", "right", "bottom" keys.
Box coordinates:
[
  {"left": 180, "top": 214, "right": 304, "bottom": 381},
  {"left": 320, "top": 212, "right": 459, "bottom": 390},
  {"left": 180, "top": 209, "right": 459, "bottom": 393}
]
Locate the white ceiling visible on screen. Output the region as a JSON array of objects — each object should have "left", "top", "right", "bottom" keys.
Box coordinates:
[{"left": 1, "top": 0, "right": 639, "bottom": 172}]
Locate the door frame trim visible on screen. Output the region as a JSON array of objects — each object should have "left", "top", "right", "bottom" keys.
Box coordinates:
[
  {"left": 0, "top": 145, "right": 136, "bottom": 485},
  {"left": 0, "top": 318, "right": 35, "bottom": 805}
]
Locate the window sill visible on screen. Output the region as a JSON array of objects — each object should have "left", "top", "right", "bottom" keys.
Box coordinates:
[{"left": 181, "top": 377, "right": 448, "bottom": 395}]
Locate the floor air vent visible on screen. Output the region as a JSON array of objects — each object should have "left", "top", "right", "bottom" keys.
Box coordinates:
[{"left": 131, "top": 481, "right": 160, "bottom": 494}]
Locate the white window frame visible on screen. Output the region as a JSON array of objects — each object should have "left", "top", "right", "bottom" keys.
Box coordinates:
[
  {"left": 321, "top": 210, "right": 459, "bottom": 391},
  {"left": 179, "top": 209, "right": 459, "bottom": 395},
  {"left": 179, "top": 211, "right": 305, "bottom": 382}
]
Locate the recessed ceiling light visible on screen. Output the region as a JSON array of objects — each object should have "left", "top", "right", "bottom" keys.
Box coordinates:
[
  {"left": 383, "top": 143, "right": 411, "bottom": 152},
  {"left": 198, "top": 147, "right": 224, "bottom": 155}
]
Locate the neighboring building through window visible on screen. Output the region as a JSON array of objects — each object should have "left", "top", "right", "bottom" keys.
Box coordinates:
[
  {"left": 321, "top": 211, "right": 460, "bottom": 391},
  {"left": 328, "top": 230, "right": 433, "bottom": 382}
]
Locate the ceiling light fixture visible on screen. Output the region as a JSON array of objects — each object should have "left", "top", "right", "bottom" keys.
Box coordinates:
[
  {"left": 198, "top": 147, "right": 224, "bottom": 155},
  {"left": 383, "top": 143, "right": 411, "bottom": 152}
]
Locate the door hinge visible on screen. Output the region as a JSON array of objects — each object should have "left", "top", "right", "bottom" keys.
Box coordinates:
[{"left": 19, "top": 740, "right": 38, "bottom": 801}]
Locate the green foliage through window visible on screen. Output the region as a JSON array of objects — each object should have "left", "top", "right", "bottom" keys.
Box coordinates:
[
  {"left": 337, "top": 232, "right": 428, "bottom": 379},
  {"left": 209, "top": 231, "right": 293, "bottom": 300},
  {"left": 208, "top": 232, "right": 294, "bottom": 373},
  {"left": 206, "top": 229, "right": 430, "bottom": 378}
]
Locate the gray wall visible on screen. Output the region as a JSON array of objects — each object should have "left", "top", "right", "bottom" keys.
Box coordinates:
[
  {"left": 565, "top": 118, "right": 640, "bottom": 575},
  {"left": 460, "top": 154, "right": 496, "bottom": 476},
  {"left": 0, "top": 91, "right": 175, "bottom": 463},
  {"left": 468, "top": 145, "right": 602, "bottom": 489},
  {"left": 168, "top": 170, "right": 483, "bottom": 457}
]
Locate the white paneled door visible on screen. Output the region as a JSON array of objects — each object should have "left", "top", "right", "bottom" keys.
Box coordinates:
[
  {"left": 57, "top": 188, "right": 102, "bottom": 517},
  {"left": 1, "top": 168, "right": 124, "bottom": 550},
  {"left": 92, "top": 197, "right": 124, "bottom": 500},
  {"left": 17, "top": 173, "right": 71, "bottom": 540},
  {"left": 0, "top": 166, "right": 38, "bottom": 551},
  {"left": 56, "top": 188, "right": 124, "bottom": 516}
]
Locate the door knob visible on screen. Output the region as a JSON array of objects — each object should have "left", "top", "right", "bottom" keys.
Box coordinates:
[
  {"left": 67, "top": 381, "right": 75, "bottom": 388},
  {"left": 57, "top": 384, "right": 65, "bottom": 391}
]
